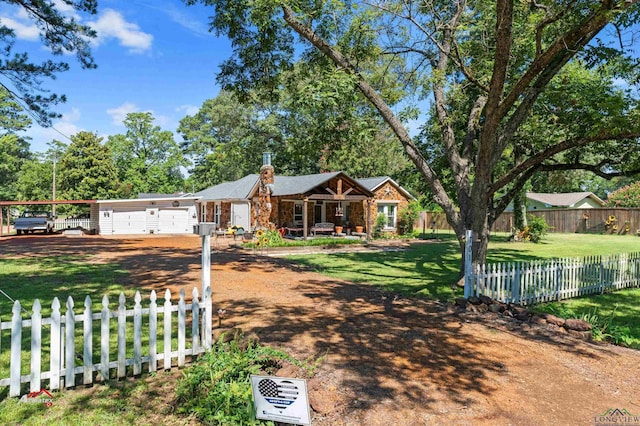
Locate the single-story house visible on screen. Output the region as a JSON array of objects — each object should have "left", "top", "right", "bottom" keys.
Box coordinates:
[
  {"left": 91, "top": 156, "right": 415, "bottom": 237},
  {"left": 193, "top": 159, "right": 415, "bottom": 238},
  {"left": 505, "top": 192, "right": 605, "bottom": 211},
  {"left": 97, "top": 195, "right": 198, "bottom": 235}
]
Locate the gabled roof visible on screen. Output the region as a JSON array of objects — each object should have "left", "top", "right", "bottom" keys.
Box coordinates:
[
  {"left": 193, "top": 171, "right": 419, "bottom": 201},
  {"left": 271, "top": 172, "right": 342, "bottom": 196},
  {"left": 357, "top": 176, "right": 416, "bottom": 200},
  {"left": 526, "top": 192, "right": 604, "bottom": 207},
  {"left": 193, "top": 174, "right": 260, "bottom": 200}
]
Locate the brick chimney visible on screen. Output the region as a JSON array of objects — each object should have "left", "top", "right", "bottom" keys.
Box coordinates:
[{"left": 256, "top": 152, "right": 274, "bottom": 229}]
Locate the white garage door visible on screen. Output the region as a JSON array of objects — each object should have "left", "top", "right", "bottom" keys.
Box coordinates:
[
  {"left": 158, "top": 208, "right": 190, "bottom": 234},
  {"left": 112, "top": 209, "right": 147, "bottom": 234}
]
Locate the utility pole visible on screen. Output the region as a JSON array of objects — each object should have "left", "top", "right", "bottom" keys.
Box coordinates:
[{"left": 47, "top": 140, "right": 65, "bottom": 217}]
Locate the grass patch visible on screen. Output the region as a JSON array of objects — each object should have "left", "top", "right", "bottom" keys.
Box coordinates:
[
  {"left": 531, "top": 288, "right": 640, "bottom": 348},
  {"left": 0, "top": 370, "right": 189, "bottom": 426}
]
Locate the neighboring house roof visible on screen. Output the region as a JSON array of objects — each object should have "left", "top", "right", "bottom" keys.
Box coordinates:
[
  {"left": 526, "top": 192, "right": 604, "bottom": 207},
  {"left": 357, "top": 176, "right": 416, "bottom": 200}
]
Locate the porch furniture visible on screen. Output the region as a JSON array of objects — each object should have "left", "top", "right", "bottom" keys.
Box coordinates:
[
  {"left": 286, "top": 226, "right": 304, "bottom": 237},
  {"left": 311, "top": 222, "right": 335, "bottom": 236}
]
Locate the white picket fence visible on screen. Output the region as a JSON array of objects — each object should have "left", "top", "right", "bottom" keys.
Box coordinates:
[
  {"left": 465, "top": 252, "right": 640, "bottom": 305},
  {"left": 0, "top": 287, "right": 212, "bottom": 397},
  {"left": 53, "top": 218, "right": 94, "bottom": 231}
]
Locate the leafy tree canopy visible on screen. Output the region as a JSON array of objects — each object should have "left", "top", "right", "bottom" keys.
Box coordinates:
[
  {"left": 0, "top": 132, "right": 30, "bottom": 199},
  {"left": 107, "top": 112, "right": 187, "bottom": 197},
  {"left": 58, "top": 131, "right": 117, "bottom": 207},
  {"left": 185, "top": 0, "right": 640, "bottom": 267}
]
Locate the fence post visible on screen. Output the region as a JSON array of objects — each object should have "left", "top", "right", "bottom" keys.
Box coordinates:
[
  {"left": 10, "top": 300, "right": 22, "bottom": 397},
  {"left": 117, "top": 293, "right": 126, "bottom": 379},
  {"left": 31, "top": 299, "right": 42, "bottom": 392},
  {"left": 100, "top": 295, "right": 110, "bottom": 382},
  {"left": 83, "top": 296, "right": 93, "bottom": 385},
  {"left": 178, "top": 289, "right": 186, "bottom": 367},
  {"left": 164, "top": 289, "right": 172, "bottom": 370},
  {"left": 65, "top": 296, "right": 75, "bottom": 389},
  {"left": 204, "top": 286, "right": 212, "bottom": 350},
  {"left": 192, "top": 288, "right": 200, "bottom": 355},
  {"left": 133, "top": 292, "right": 142, "bottom": 376},
  {"left": 149, "top": 291, "right": 157, "bottom": 373},
  {"left": 50, "top": 297, "right": 61, "bottom": 391},
  {"left": 464, "top": 230, "right": 474, "bottom": 298}
]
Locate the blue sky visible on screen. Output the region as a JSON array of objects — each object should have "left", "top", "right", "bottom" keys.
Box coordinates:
[{"left": 1, "top": 0, "right": 231, "bottom": 153}]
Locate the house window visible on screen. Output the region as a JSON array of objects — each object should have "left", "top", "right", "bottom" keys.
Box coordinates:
[
  {"left": 294, "top": 202, "right": 303, "bottom": 225},
  {"left": 377, "top": 203, "right": 397, "bottom": 228}
]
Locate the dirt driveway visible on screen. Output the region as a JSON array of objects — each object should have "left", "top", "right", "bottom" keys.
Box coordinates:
[{"left": 2, "top": 234, "right": 640, "bottom": 425}]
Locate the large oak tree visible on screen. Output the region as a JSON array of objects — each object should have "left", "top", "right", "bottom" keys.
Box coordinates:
[{"left": 187, "top": 0, "right": 640, "bottom": 269}]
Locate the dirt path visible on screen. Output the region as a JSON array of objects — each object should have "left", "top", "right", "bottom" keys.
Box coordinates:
[{"left": 3, "top": 234, "right": 640, "bottom": 425}]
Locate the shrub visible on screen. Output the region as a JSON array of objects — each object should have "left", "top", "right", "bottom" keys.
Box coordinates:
[
  {"left": 397, "top": 201, "right": 421, "bottom": 236},
  {"left": 373, "top": 213, "right": 387, "bottom": 238},
  {"left": 605, "top": 181, "right": 640, "bottom": 208},
  {"left": 517, "top": 214, "right": 548, "bottom": 243},
  {"left": 176, "top": 335, "right": 300, "bottom": 425}
]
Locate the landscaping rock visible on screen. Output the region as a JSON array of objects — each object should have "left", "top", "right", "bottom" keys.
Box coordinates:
[
  {"left": 488, "top": 303, "right": 503, "bottom": 314},
  {"left": 530, "top": 315, "right": 547, "bottom": 326},
  {"left": 276, "top": 360, "right": 300, "bottom": 378},
  {"left": 454, "top": 297, "right": 468, "bottom": 308},
  {"left": 566, "top": 329, "right": 592, "bottom": 340},
  {"left": 479, "top": 295, "right": 493, "bottom": 305},
  {"left": 307, "top": 379, "right": 338, "bottom": 414},
  {"left": 467, "top": 296, "right": 482, "bottom": 305},
  {"left": 564, "top": 318, "right": 592, "bottom": 332},
  {"left": 212, "top": 327, "right": 243, "bottom": 343},
  {"left": 540, "top": 313, "right": 565, "bottom": 327},
  {"left": 477, "top": 303, "right": 489, "bottom": 313}
]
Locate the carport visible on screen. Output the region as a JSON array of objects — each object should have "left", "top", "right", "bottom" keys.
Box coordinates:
[{"left": 0, "top": 200, "right": 96, "bottom": 236}]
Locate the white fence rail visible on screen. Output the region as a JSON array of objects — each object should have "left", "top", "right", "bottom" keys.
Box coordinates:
[
  {"left": 53, "top": 218, "right": 94, "bottom": 231},
  {"left": 0, "top": 287, "right": 212, "bottom": 397},
  {"left": 465, "top": 252, "right": 640, "bottom": 305}
]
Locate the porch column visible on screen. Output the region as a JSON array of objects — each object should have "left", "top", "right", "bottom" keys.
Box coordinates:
[
  {"left": 366, "top": 199, "right": 372, "bottom": 242},
  {"left": 303, "top": 198, "right": 309, "bottom": 240},
  {"left": 0, "top": 207, "right": 4, "bottom": 237}
]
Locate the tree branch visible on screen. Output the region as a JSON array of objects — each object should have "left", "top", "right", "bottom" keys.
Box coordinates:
[{"left": 492, "top": 131, "right": 640, "bottom": 194}]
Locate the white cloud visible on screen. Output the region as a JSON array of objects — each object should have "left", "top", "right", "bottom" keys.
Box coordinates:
[
  {"left": 0, "top": 16, "right": 39, "bottom": 41},
  {"left": 176, "top": 104, "right": 200, "bottom": 116},
  {"left": 25, "top": 108, "right": 84, "bottom": 153},
  {"left": 88, "top": 9, "right": 153, "bottom": 54},
  {"left": 107, "top": 102, "right": 139, "bottom": 125}
]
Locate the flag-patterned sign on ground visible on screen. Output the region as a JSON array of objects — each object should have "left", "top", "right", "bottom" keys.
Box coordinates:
[
  {"left": 258, "top": 378, "right": 299, "bottom": 409},
  {"left": 251, "top": 375, "right": 311, "bottom": 425}
]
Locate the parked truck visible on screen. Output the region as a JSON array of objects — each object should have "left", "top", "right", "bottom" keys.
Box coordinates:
[{"left": 14, "top": 211, "right": 55, "bottom": 235}]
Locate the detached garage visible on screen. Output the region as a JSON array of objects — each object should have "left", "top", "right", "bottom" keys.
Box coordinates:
[{"left": 97, "top": 196, "right": 198, "bottom": 235}]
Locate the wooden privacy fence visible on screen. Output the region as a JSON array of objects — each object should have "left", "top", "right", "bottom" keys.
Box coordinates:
[
  {"left": 418, "top": 208, "right": 640, "bottom": 235},
  {"left": 0, "top": 287, "right": 212, "bottom": 397},
  {"left": 465, "top": 252, "right": 640, "bottom": 305}
]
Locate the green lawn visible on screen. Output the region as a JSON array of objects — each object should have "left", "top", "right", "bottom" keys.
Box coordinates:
[
  {"left": 0, "top": 256, "right": 192, "bottom": 386},
  {"left": 289, "top": 233, "right": 640, "bottom": 300},
  {"left": 1, "top": 232, "right": 640, "bottom": 420},
  {"left": 289, "top": 232, "right": 640, "bottom": 348}
]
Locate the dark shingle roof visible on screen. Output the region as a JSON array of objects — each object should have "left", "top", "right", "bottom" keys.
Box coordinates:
[{"left": 193, "top": 174, "right": 259, "bottom": 200}]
